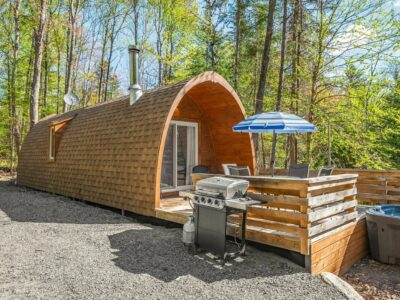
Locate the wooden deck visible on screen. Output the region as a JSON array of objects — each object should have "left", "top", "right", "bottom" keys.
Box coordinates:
[
  {"left": 155, "top": 198, "right": 193, "bottom": 224},
  {"left": 156, "top": 198, "right": 368, "bottom": 275},
  {"left": 155, "top": 173, "right": 369, "bottom": 275}
]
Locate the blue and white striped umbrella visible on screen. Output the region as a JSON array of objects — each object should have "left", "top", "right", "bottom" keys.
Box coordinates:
[{"left": 233, "top": 112, "right": 316, "bottom": 134}]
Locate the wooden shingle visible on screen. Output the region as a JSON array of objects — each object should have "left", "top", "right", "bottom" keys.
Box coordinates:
[{"left": 17, "top": 72, "right": 255, "bottom": 216}]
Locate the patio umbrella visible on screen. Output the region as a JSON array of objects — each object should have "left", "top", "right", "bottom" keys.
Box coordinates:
[{"left": 233, "top": 112, "right": 317, "bottom": 176}]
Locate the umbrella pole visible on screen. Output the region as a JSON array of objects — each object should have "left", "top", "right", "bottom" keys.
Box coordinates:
[{"left": 271, "top": 132, "right": 275, "bottom": 177}]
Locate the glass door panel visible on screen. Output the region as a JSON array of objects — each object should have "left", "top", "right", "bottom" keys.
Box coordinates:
[
  {"left": 161, "top": 125, "right": 174, "bottom": 189},
  {"left": 161, "top": 121, "right": 198, "bottom": 191},
  {"left": 176, "top": 125, "right": 188, "bottom": 187}
]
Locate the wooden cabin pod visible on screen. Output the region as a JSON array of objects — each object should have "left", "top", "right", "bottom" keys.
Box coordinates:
[{"left": 17, "top": 71, "right": 255, "bottom": 216}]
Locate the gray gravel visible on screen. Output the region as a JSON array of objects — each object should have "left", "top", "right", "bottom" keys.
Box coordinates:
[{"left": 0, "top": 179, "right": 346, "bottom": 300}]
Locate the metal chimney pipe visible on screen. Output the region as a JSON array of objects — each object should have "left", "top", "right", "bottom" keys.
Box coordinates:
[{"left": 128, "top": 45, "right": 143, "bottom": 105}]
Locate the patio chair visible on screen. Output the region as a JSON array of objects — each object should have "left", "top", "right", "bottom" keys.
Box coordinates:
[
  {"left": 288, "top": 163, "right": 310, "bottom": 178},
  {"left": 222, "top": 163, "right": 237, "bottom": 175},
  {"left": 318, "top": 166, "right": 334, "bottom": 176},
  {"left": 228, "top": 165, "right": 251, "bottom": 176},
  {"left": 192, "top": 165, "right": 210, "bottom": 174}
]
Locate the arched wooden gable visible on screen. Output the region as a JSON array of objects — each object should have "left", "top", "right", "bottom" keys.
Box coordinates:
[
  {"left": 17, "top": 72, "right": 255, "bottom": 217},
  {"left": 156, "top": 72, "right": 255, "bottom": 207}
]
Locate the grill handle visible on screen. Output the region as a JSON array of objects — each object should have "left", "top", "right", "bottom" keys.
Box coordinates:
[{"left": 195, "top": 189, "right": 223, "bottom": 198}]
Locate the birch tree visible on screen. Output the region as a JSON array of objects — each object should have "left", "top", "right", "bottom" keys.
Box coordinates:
[
  {"left": 30, "top": 0, "right": 48, "bottom": 127},
  {"left": 10, "top": 0, "right": 22, "bottom": 168}
]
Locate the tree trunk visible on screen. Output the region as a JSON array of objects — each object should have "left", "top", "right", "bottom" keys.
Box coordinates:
[
  {"left": 71, "top": 20, "right": 82, "bottom": 97},
  {"left": 295, "top": 0, "right": 303, "bottom": 115},
  {"left": 24, "top": 37, "right": 35, "bottom": 125},
  {"left": 168, "top": 34, "right": 174, "bottom": 81},
  {"left": 254, "top": 0, "right": 276, "bottom": 160},
  {"left": 288, "top": 0, "right": 301, "bottom": 166},
  {"left": 284, "top": 135, "right": 290, "bottom": 169},
  {"left": 10, "top": 0, "right": 22, "bottom": 167},
  {"left": 253, "top": 29, "right": 261, "bottom": 111},
  {"left": 63, "top": 26, "right": 70, "bottom": 112},
  {"left": 154, "top": 2, "right": 163, "bottom": 86},
  {"left": 64, "top": 24, "right": 74, "bottom": 109},
  {"left": 30, "top": 0, "right": 48, "bottom": 128},
  {"left": 205, "top": 0, "right": 216, "bottom": 70},
  {"left": 7, "top": 40, "right": 14, "bottom": 173},
  {"left": 270, "top": 0, "right": 288, "bottom": 168},
  {"left": 307, "top": 62, "right": 319, "bottom": 163},
  {"left": 104, "top": 16, "right": 116, "bottom": 103},
  {"left": 64, "top": 0, "right": 81, "bottom": 111},
  {"left": 98, "top": 15, "right": 110, "bottom": 102},
  {"left": 43, "top": 30, "right": 49, "bottom": 108},
  {"left": 104, "top": 6, "right": 129, "bottom": 102},
  {"left": 306, "top": 0, "right": 323, "bottom": 163},
  {"left": 290, "top": 0, "right": 299, "bottom": 110},
  {"left": 288, "top": 135, "right": 297, "bottom": 165},
  {"left": 133, "top": 0, "right": 139, "bottom": 45},
  {"left": 233, "top": 0, "right": 242, "bottom": 91},
  {"left": 56, "top": 42, "right": 61, "bottom": 113},
  {"left": 82, "top": 28, "right": 97, "bottom": 107}
]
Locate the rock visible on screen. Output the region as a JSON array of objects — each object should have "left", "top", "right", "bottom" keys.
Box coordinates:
[{"left": 321, "top": 272, "right": 364, "bottom": 300}]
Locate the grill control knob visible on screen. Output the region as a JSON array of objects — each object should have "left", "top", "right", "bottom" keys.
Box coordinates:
[
  {"left": 201, "top": 197, "right": 205, "bottom": 203},
  {"left": 214, "top": 199, "right": 219, "bottom": 206},
  {"left": 207, "top": 198, "right": 212, "bottom": 204},
  {"left": 194, "top": 196, "right": 199, "bottom": 203}
]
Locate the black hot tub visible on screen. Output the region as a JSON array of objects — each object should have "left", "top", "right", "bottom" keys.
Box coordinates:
[{"left": 366, "top": 205, "right": 400, "bottom": 264}]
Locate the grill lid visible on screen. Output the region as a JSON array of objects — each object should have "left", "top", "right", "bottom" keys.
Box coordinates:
[{"left": 195, "top": 176, "right": 249, "bottom": 199}]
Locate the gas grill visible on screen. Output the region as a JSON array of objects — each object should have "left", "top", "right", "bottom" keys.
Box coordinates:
[{"left": 181, "top": 176, "right": 260, "bottom": 261}]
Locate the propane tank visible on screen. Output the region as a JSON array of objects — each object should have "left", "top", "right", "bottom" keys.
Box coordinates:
[{"left": 182, "top": 216, "right": 195, "bottom": 245}]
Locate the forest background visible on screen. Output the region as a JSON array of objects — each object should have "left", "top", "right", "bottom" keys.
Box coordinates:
[{"left": 1, "top": 0, "right": 400, "bottom": 172}]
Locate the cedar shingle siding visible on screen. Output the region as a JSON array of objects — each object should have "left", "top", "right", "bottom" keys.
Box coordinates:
[{"left": 17, "top": 72, "right": 255, "bottom": 217}]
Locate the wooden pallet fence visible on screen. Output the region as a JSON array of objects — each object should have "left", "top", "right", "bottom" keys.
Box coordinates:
[
  {"left": 260, "top": 168, "right": 400, "bottom": 205},
  {"left": 332, "top": 168, "right": 400, "bottom": 205},
  {"left": 192, "top": 173, "right": 358, "bottom": 255}
]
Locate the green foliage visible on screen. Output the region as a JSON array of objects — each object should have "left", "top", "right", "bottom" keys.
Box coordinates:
[{"left": 0, "top": 0, "right": 399, "bottom": 171}]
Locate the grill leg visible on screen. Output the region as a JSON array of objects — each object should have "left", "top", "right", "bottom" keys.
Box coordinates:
[
  {"left": 223, "top": 209, "right": 247, "bottom": 261},
  {"left": 240, "top": 210, "right": 247, "bottom": 255}
]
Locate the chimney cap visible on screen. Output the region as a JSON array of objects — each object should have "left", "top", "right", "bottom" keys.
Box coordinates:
[{"left": 129, "top": 45, "right": 140, "bottom": 52}]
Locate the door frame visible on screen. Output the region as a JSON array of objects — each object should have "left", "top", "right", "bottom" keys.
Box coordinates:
[{"left": 161, "top": 120, "right": 198, "bottom": 192}]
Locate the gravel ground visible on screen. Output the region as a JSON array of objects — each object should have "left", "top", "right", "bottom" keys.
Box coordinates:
[{"left": 0, "top": 178, "right": 346, "bottom": 300}]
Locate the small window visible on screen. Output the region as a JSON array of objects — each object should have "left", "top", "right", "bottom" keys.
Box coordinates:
[
  {"left": 49, "top": 126, "right": 56, "bottom": 160},
  {"left": 48, "top": 115, "right": 76, "bottom": 161}
]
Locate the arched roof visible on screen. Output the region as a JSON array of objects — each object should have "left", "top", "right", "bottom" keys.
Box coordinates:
[{"left": 17, "top": 72, "right": 255, "bottom": 216}]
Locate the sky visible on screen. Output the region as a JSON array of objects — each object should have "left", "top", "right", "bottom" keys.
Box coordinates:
[{"left": 109, "top": 0, "right": 400, "bottom": 95}]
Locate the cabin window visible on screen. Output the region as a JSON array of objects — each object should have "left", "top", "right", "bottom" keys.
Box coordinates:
[
  {"left": 47, "top": 115, "right": 75, "bottom": 161},
  {"left": 161, "top": 120, "right": 198, "bottom": 191},
  {"left": 49, "top": 126, "right": 56, "bottom": 160}
]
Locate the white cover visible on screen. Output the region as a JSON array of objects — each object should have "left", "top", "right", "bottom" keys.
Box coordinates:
[{"left": 195, "top": 176, "right": 249, "bottom": 199}]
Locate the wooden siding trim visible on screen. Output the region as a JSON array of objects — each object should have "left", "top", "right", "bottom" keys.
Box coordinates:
[{"left": 49, "top": 115, "right": 76, "bottom": 126}]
